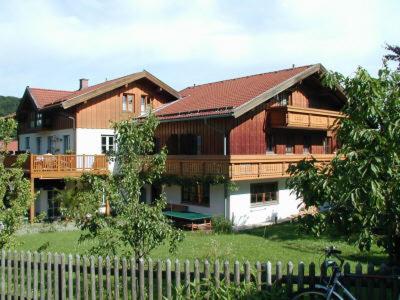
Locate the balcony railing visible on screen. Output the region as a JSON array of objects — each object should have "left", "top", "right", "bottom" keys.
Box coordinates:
[
  {"left": 166, "top": 154, "right": 334, "bottom": 181},
  {"left": 5, "top": 154, "right": 109, "bottom": 178},
  {"left": 30, "top": 154, "right": 109, "bottom": 178},
  {"left": 269, "top": 105, "right": 343, "bottom": 130}
]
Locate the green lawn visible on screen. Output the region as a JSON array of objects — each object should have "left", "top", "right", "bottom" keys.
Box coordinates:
[{"left": 14, "top": 222, "right": 386, "bottom": 272}]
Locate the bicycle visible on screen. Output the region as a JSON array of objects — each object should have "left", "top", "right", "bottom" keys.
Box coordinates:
[{"left": 291, "top": 246, "right": 356, "bottom": 299}]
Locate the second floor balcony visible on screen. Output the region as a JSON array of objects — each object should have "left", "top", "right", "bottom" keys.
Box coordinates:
[
  {"left": 165, "top": 154, "right": 334, "bottom": 181},
  {"left": 268, "top": 105, "right": 343, "bottom": 130},
  {"left": 4, "top": 154, "right": 109, "bottom": 179}
]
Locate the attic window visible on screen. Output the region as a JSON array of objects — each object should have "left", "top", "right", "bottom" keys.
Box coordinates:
[
  {"left": 277, "top": 92, "right": 290, "bottom": 106},
  {"left": 122, "top": 94, "right": 134, "bottom": 112},
  {"left": 29, "top": 112, "right": 42, "bottom": 128}
]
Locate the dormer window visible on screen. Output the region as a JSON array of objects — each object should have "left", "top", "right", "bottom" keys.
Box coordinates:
[
  {"left": 277, "top": 92, "right": 290, "bottom": 106},
  {"left": 29, "top": 112, "right": 43, "bottom": 128},
  {"left": 122, "top": 94, "right": 134, "bottom": 112}
]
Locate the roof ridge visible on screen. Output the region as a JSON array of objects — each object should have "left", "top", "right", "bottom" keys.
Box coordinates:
[
  {"left": 181, "top": 64, "right": 314, "bottom": 91},
  {"left": 29, "top": 87, "right": 73, "bottom": 93}
]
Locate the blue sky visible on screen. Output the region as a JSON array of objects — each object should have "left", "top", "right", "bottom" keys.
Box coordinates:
[{"left": 0, "top": 0, "right": 399, "bottom": 97}]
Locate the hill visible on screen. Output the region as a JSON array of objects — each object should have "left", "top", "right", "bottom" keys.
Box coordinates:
[{"left": 0, "top": 96, "right": 20, "bottom": 116}]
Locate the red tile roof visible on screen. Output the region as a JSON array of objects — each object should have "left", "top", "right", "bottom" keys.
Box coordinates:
[
  {"left": 29, "top": 88, "right": 74, "bottom": 108},
  {"left": 0, "top": 140, "right": 18, "bottom": 153},
  {"left": 155, "top": 65, "right": 311, "bottom": 120}
]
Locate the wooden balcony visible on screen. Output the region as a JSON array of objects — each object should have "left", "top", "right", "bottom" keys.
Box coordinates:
[
  {"left": 5, "top": 154, "right": 109, "bottom": 179},
  {"left": 269, "top": 105, "right": 343, "bottom": 130},
  {"left": 30, "top": 154, "right": 109, "bottom": 179},
  {"left": 166, "top": 154, "right": 334, "bottom": 181}
]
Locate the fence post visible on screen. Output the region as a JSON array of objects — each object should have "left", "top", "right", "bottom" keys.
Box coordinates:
[
  {"left": 379, "top": 263, "right": 387, "bottom": 300},
  {"left": 138, "top": 258, "right": 144, "bottom": 300},
  {"left": 27, "top": 251, "right": 32, "bottom": 300},
  {"left": 46, "top": 253, "right": 52, "bottom": 300},
  {"left": 68, "top": 255, "right": 73, "bottom": 300},
  {"left": 309, "top": 262, "right": 315, "bottom": 290},
  {"left": 83, "top": 255, "right": 88, "bottom": 300},
  {"left": 184, "top": 260, "right": 190, "bottom": 298},
  {"left": 114, "top": 257, "right": 120, "bottom": 300},
  {"left": 1, "top": 250, "right": 5, "bottom": 300},
  {"left": 75, "top": 255, "right": 81, "bottom": 300},
  {"left": 255, "top": 262, "right": 261, "bottom": 291},
  {"left": 266, "top": 261, "right": 272, "bottom": 289},
  {"left": 355, "top": 263, "right": 362, "bottom": 299},
  {"left": 98, "top": 256, "right": 103, "bottom": 300},
  {"left": 20, "top": 252, "right": 25, "bottom": 299},
  {"left": 148, "top": 258, "right": 153, "bottom": 300},
  {"left": 90, "top": 256, "right": 96, "bottom": 300},
  {"left": 157, "top": 260, "right": 162, "bottom": 300},
  {"left": 40, "top": 252, "right": 45, "bottom": 300},
  {"left": 233, "top": 261, "right": 240, "bottom": 286},
  {"left": 298, "top": 261, "right": 304, "bottom": 292},
  {"left": 33, "top": 251, "right": 39, "bottom": 300},
  {"left": 214, "top": 260, "right": 220, "bottom": 288},
  {"left": 276, "top": 261, "right": 282, "bottom": 287},
  {"left": 175, "top": 259, "right": 181, "bottom": 292},
  {"left": 105, "top": 256, "right": 111, "bottom": 300},
  {"left": 166, "top": 259, "right": 172, "bottom": 300},
  {"left": 194, "top": 259, "right": 200, "bottom": 293},
  {"left": 122, "top": 257, "right": 128, "bottom": 300},
  {"left": 224, "top": 261, "right": 230, "bottom": 286},
  {"left": 14, "top": 250, "right": 19, "bottom": 299},
  {"left": 287, "top": 261, "right": 293, "bottom": 296},
  {"left": 130, "top": 257, "right": 137, "bottom": 300},
  {"left": 60, "top": 254, "right": 66, "bottom": 300}
]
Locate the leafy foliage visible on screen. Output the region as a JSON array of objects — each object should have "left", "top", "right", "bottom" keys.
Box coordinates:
[
  {"left": 0, "top": 96, "right": 20, "bottom": 117},
  {"left": 287, "top": 64, "right": 400, "bottom": 263},
  {"left": 0, "top": 117, "right": 32, "bottom": 248},
  {"left": 384, "top": 43, "right": 400, "bottom": 70},
  {"left": 157, "top": 174, "right": 238, "bottom": 192},
  {"left": 173, "top": 278, "right": 287, "bottom": 300},
  {"left": 61, "top": 113, "right": 183, "bottom": 258},
  {"left": 212, "top": 215, "right": 234, "bottom": 234}
]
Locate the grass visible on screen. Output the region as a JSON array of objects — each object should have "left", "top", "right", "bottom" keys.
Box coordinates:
[{"left": 13, "top": 222, "right": 386, "bottom": 271}]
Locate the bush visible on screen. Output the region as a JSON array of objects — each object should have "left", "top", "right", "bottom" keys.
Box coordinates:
[{"left": 212, "top": 215, "right": 234, "bottom": 234}]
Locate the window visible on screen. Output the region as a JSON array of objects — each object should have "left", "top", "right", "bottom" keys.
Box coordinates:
[
  {"left": 304, "top": 136, "right": 311, "bottom": 154},
  {"left": 36, "top": 137, "right": 42, "bottom": 154},
  {"left": 250, "top": 182, "right": 278, "bottom": 206},
  {"left": 277, "top": 92, "right": 290, "bottom": 106},
  {"left": 47, "top": 190, "right": 61, "bottom": 220},
  {"left": 127, "top": 94, "right": 134, "bottom": 112},
  {"left": 267, "top": 134, "right": 275, "bottom": 153},
  {"left": 25, "top": 137, "right": 30, "bottom": 151},
  {"left": 47, "top": 136, "right": 54, "bottom": 154},
  {"left": 166, "top": 134, "right": 202, "bottom": 155},
  {"left": 122, "top": 94, "right": 134, "bottom": 112},
  {"left": 29, "top": 112, "right": 42, "bottom": 128},
  {"left": 122, "top": 95, "right": 127, "bottom": 111},
  {"left": 285, "top": 137, "right": 294, "bottom": 154},
  {"left": 182, "top": 184, "right": 210, "bottom": 206},
  {"left": 140, "top": 95, "right": 147, "bottom": 114},
  {"left": 63, "top": 135, "right": 71, "bottom": 153},
  {"left": 101, "top": 135, "right": 114, "bottom": 154}
]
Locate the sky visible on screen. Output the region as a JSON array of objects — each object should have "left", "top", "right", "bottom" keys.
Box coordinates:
[{"left": 0, "top": 0, "right": 399, "bottom": 97}]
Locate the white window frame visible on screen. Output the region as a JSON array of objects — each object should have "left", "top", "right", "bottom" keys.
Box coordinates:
[{"left": 101, "top": 135, "right": 115, "bottom": 154}]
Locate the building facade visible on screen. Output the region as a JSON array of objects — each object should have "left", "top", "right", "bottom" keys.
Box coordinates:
[{"left": 14, "top": 64, "right": 344, "bottom": 226}]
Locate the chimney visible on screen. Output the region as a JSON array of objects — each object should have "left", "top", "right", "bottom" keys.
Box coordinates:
[{"left": 79, "top": 78, "right": 89, "bottom": 90}]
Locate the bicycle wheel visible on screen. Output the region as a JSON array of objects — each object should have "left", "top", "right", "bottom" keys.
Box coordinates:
[{"left": 291, "top": 288, "right": 341, "bottom": 300}]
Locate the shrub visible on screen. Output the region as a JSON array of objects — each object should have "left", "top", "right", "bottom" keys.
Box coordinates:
[{"left": 212, "top": 215, "right": 234, "bottom": 234}]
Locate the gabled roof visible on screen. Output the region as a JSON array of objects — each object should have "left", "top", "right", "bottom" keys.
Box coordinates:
[
  {"left": 24, "top": 71, "right": 180, "bottom": 111},
  {"left": 154, "top": 64, "right": 338, "bottom": 121}
]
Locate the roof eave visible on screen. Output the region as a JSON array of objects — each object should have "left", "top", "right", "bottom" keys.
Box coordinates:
[
  {"left": 233, "top": 64, "right": 324, "bottom": 118},
  {"left": 61, "top": 71, "right": 180, "bottom": 110}
]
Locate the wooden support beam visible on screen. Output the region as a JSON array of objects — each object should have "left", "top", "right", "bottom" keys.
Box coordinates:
[{"left": 29, "top": 177, "right": 35, "bottom": 223}]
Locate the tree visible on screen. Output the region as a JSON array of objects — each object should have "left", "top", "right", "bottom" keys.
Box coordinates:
[
  {"left": 287, "top": 64, "right": 400, "bottom": 264},
  {"left": 62, "top": 113, "right": 183, "bottom": 258},
  {"left": 0, "top": 117, "right": 32, "bottom": 248},
  {"left": 385, "top": 43, "right": 400, "bottom": 70}
]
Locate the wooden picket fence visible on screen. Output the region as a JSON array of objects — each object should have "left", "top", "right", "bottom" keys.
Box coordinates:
[{"left": 0, "top": 250, "right": 399, "bottom": 299}]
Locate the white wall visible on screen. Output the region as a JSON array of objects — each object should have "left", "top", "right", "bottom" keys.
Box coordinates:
[
  {"left": 19, "top": 129, "right": 74, "bottom": 154},
  {"left": 75, "top": 128, "right": 115, "bottom": 155},
  {"left": 229, "top": 179, "right": 302, "bottom": 227},
  {"left": 164, "top": 184, "right": 226, "bottom": 216}
]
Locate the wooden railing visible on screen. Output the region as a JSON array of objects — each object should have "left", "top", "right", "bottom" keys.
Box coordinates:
[
  {"left": 166, "top": 154, "right": 334, "bottom": 181},
  {"left": 269, "top": 105, "right": 343, "bottom": 130},
  {"left": 29, "top": 154, "right": 108, "bottom": 178}
]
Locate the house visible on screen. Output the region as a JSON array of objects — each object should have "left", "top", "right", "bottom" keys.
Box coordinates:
[{"left": 14, "top": 64, "right": 344, "bottom": 226}]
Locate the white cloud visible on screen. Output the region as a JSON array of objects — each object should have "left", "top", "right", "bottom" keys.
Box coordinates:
[{"left": 0, "top": 0, "right": 399, "bottom": 95}]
